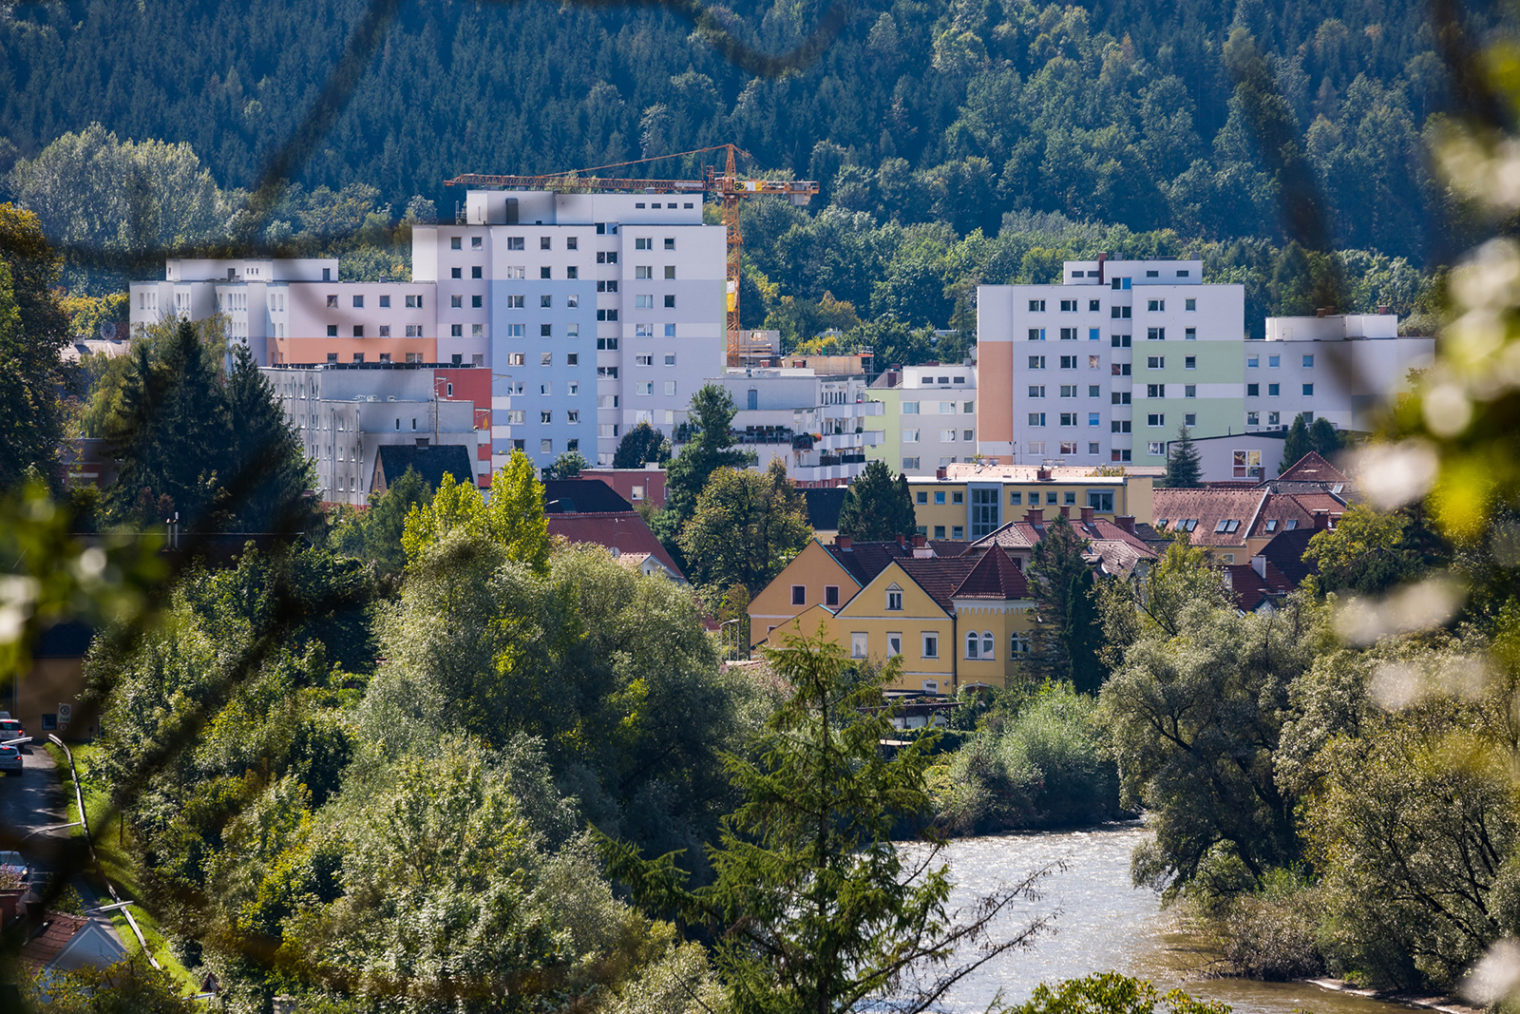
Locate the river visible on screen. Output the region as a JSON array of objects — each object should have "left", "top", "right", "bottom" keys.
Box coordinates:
[{"left": 913, "top": 822, "right": 1428, "bottom": 1014}]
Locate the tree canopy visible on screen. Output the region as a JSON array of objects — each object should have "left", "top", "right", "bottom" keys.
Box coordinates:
[{"left": 836, "top": 460, "right": 917, "bottom": 541}]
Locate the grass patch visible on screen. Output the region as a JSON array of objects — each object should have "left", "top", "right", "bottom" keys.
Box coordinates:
[{"left": 44, "top": 742, "right": 200, "bottom": 996}]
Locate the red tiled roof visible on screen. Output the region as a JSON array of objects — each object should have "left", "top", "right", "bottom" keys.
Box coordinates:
[
  {"left": 823, "top": 540, "right": 916, "bottom": 586},
  {"left": 952, "top": 548, "right": 1030, "bottom": 599},
  {"left": 20, "top": 914, "right": 94, "bottom": 969},
  {"left": 1152, "top": 489, "right": 1267, "bottom": 546},
  {"left": 969, "top": 512, "right": 1157, "bottom": 575},
  {"left": 547, "top": 512, "right": 686, "bottom": 581},
  {"left": 893, "top": 557, "right": 980, "bottom": 612},
  {"left": 1226, "top": 560, "right": 1294, "bottom": 611},
  {"left": 1277, "top": 451, "right": 1348, "bottom": 484},
  {"left": 1247, "top": 492, "right": 1344, "bottom": 540}
]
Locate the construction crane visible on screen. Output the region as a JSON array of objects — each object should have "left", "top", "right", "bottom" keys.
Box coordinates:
[{"left": 445, "top": 144, "right": 818, "bottom": 367}]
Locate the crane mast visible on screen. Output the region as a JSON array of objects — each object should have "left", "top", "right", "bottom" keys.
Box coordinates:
[{"left": 446, "top": 144, "right": 818, "bottom": 367}]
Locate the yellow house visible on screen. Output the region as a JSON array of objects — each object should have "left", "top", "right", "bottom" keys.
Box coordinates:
[
  {"left": 802, "top": 550, "right": 1038, "bottom": 693},
  {"left": 747, "top": 537, "right": 922, "bottom": 648},
  {"left": 908, "top": 463, "right": 1155, "bottom": 542}
]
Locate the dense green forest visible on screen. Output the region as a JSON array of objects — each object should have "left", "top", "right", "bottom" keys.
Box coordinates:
[{"left": 0, "top": 0, "right": 1498, "bottom": 341}]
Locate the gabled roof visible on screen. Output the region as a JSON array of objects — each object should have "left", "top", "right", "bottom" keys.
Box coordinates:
[
  {"left": 542, "top": 479, "right": 633, "bottom": 514},
  {"left": 965, "top": 512, "right": 1157, "bottom": 576},
  {"left": 547, "top": 512, "right": 685, "bottom": 581},
  {"left": 802, "top": 488, "right": 849, "bottom": 531},
  {"left": 892, "top": 557, "right": 980, "bottom": 612},
  {"left": 964, "top": 521, "right": 1037, "bottom": 552},
  {"left": 20, "top": 913, "right": 124, "bottom": 972},
  {"left": 1276, "top": 451, "right": 1348, "bottom": 484},
  {"left": 1226, "top": 560, "right": 1294, "bottom": 612},
  {"left": 1255, "top": 528, "right": 1320, "bottom": 587},
  {"left": 375, "top": 444, "right": 474, "bottom": 493},
  {"left": 952, "top": 549, "right": 1030, "bottom": 599},
  {"left": 1246, "top": 492, "right": 1345, "bottom": 540},
  {"left": 822, "top": 540, "right": 917, "bottom": 586},
  {"left": 1152, "top": 489, "right": 1268, "bottom": 546}
]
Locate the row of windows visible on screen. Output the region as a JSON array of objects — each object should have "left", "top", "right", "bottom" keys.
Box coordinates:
[
  {"left": 847, "top": 630, "right": 1032, "bottom": 661},
  {"left": 325, "top": 293, "right": 425, "bottom": 309},
  {"left": 448, "top": 234, "right": 680, "bottom": 252},
  {"left": 503, "top": 409, "right": 584, "bottom": 424},
  {"left": 901, "top": 429, "right": 975, "bottom": 443},
  {"left": 1026, "top": 325, "right": 1200, "bottom": 341},
  {"left": 325, "top": 324, "right": 429, "bottom": 338},
  {"left": 1246, "top": 383, "right": 1314, "bottom": 396},
  {"left": 1027, "top": 296, "right": 1197, "bottom": 312},
  {"left": 900, "top": 401, "right": 975, "bottom": 414},
  {"left": 1247, "top": 354, "right": 1315, "bottom": 368}
]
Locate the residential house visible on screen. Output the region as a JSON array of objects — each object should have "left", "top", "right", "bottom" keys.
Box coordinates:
[{"left": 963, "top": 506, "right": 1157, "bottom": 578}]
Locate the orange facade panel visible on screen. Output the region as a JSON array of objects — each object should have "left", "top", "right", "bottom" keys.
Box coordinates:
[{"left": 270, "top": 337, "right": 437, "bottom": 365}]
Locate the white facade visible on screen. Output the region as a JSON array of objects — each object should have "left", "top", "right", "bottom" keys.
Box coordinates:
[
  {"left": 711, "top": 368, "right": 883, "bottom": 483},
  {"left": 1242, "top": 315, "right": 1434, "bottom": 433},
  {"left": 129, "top": 191, "right": 728, "bottom": 473},
  {"left": 262, "top": 365, "right": 480, "bottom": 506},
  {"left": 977, "top": 259, "right": 1246, "bottom": 468},
  {"left": 867, "top": 364, "right": 977, "bottom": 472}
]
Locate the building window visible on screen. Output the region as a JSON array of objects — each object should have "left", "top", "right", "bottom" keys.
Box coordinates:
[
  {"left": 1269, "top": 383, "right": 1280, "bottom": 396},
  {"left": 1010, "top": 633, "right": 1030, "bottom": 656},
  {"left": 1302, "top": 383, "right": 1314, "bottom": 395},
  {"left": 664, "top": 237, "right": 676, "bottom": 250},
  {"left": 1028, "top": 299, "right": 1045, "bottom": 311},
  {"left": 922, "top": 632, "right": 939, "bottom": 659},
  {"left": 664, "top": 294, "right": 676, "bottom": 308},
  {"left": 1303, "top": 354, "right": 1315, "bottom": 367},
  {"left": 886, "top": 585, "right": 903, "bottom": 611},
  {"left": 450, "top": 236, "right": 462, "bottom": 250},
  {"left": 965, "top": 631, "right": 980, "bottom": 659},
  {"left": 887, "top": 632, "right": 902, "bottom": 657},
  {"left": 791, "top": 585, "right": 806, "bottom": 606},
  {"left": 1184, "top": 327, "right": 1197, "bottom": 340},
  {"left": 326, "top": 324, "right": 338, "bottom": 337},
  {"left": 851, "top": 633, "right": 867, "bottom": 658}
]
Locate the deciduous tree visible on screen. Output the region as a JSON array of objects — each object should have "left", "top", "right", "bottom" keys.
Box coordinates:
[{"left": 679, "top": 460, "right": 811, "bottom": 595}]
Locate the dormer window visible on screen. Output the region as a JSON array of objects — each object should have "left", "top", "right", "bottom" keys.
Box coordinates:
[{"left": 886, "top": 585, "right": 903, "bottom": 611}]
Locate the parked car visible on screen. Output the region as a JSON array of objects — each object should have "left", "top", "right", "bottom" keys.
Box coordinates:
[
  {"left": 0, "top": 718, "right": 27, "bottom": 751},
  {"left": 0, "top": 745, "right": 19, "bottom": 776}
]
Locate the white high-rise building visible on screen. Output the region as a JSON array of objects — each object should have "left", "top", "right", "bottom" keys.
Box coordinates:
[{"left": 129, "top": 190, "right": 728, "bottom": 473}]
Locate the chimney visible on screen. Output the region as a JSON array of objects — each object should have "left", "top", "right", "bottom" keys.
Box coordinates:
[
  {"left": 1080, "top": 506, "right": 1095, "bottom": 525},
  {"left": 1314, "top": 510, "right": 1331, "bottom": 530},
  {"left": 1036, "top": 466, "right": 1052, "bottom": 482},
  {"left": 1315, "top": 306, "right": 1335, "bottom": 318},
  {"left": 935, "top": 466, "right": 948, "bottom": 480},
  {"left": 835, "top": 535, "right": 851, "bottom": 549},
  {"left": 1026, "top": 508, "right": 1044, "bottom": 524},
  {"left": 1060, "top": 505, "right": 1071, "bottom": 519},
  {"left": 1251, "top": 555, "right": 1267, "bottom": 579},
  {"left": 1097, "top": 252, "right": 1107, "bottom": 285},
  {"left": 1115, "top": 515, "right": 1136, "bottom": 534},
  {"left": 912, "top": 533, "right": 926, "bottom": 548},
  {"left": 912, "top": 534, "right": 932, "bottom": 558}
]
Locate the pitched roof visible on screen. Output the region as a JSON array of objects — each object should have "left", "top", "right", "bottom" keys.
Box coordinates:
[
  {"left": 967, "top": 512, "right": 1157, "bottom": 576},
  {"left": 892, "top": 557, "right": 980, "bottom": 612},
  {"left": 1246, "top": 492, "right": 1345, "bottom": 540},
  {"left": 964, "top": 521, "right": 1037, "bottom": 552},
  {"left": 547, "top": 512, "right": 685, "bottom": 581},
  {"left": 19, "top": 914, "right": 124, "bottom": 972},
  {"left": 542, "top": 479, "right": 633, "bottom": 514},
  {"left": 375, "top": 444, "right": 474, "bottom": 493},
  {"left": 952, "top": 549, "right": 1030, "bottom": 599},
  {"left": 1255, "top": 528, "right": 1320, "bottom": 587},
  {"left": 802, "top": 488, "right": 848, "bottom": 531},
  {"left": 1277, "top": 451, "right": 1348, "bottom": 484},
  {"left": 1152, "top": 489, "right": 1267, "bottom": 545},
  {"left": 822, "top": 540, "right": 916, "bottom": 586},
  {"left": 1226, "top": 560, "right": 1294, "bottom": 611}
]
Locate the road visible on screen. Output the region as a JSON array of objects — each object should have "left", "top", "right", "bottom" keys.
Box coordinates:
[{"left": 0, "top": 744, "right": 74, "bottom": 870}]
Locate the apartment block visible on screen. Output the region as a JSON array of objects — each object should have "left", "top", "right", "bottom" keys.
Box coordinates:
[
  {"left": 906, "top": 463, "right": 1154, "bottom": 542},
  {"left": 1242, "top": 314, "right": 1434, "bottom": 433},
  {"left": 977, "top": 259, "right": 1246, "bottom": 467},
  {"left": 865, "top": 364, "right": 976, "bottom": 473},
  {"left": 130, "top": 190, "right": 727, "bottom": 475},
  {"left": 261, "top": 364, "right": 486, "bottom": 505},
  {"left": 711, "top": 368, "right": 883, "bottom": 484}
]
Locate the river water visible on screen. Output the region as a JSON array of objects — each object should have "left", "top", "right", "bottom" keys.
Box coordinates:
[{"left": 912, "top": 822, "right": 1425, "bottom": 1014}]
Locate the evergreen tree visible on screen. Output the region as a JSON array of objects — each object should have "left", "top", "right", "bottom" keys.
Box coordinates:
[
  {"left": 1282, "top": 414, "right": 1313, "bottom": 471},
  {"left": 222, "top": 343, "right": 316, "bottom": 536},
  {"left": 331, "top": 465, "right": 433, "bottom": 576},
  {"left": 1161, "top": 427, "right": 1203, "bottom": 488},
  {"left": 664, "top": 385, "right": 753, "bottom": 527},
  {"left": 0, "top": 205, "right": 72, "bottom": 492},
  {"left": 603, "top": 632, "right": 1048, "bottom": 1013},
  {"left": 1309, "top": 416, "right": 1342, "bottom": 458},
  {"left": 1028, "top": 514, "right": 1105, "bottom": 694},
  {"left": 546, "top": 449, "right": 588, "bottom": 479},
  {"left": 612, "top": 421, "right": 670, "bottom": 468},
  {"left": 837, "top": 460, "right": 917, "bottom": 541},
  {"left": 103, "top": 320, "right": 229, "bottom": 530}
]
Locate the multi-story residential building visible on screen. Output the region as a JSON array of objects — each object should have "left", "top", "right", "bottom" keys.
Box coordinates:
[
  {"left": 978, "top": 258, "right": 1246, "bottom": 468},
  {"left": 413, "top": 190, "right": 726, "bottom": 470},
  {"left": 866, "top": 364, "right": 977, "bottom": 473},
  {"left": 1241, "top": 313, "right": 1434, "bottom": 433},
  {"left": 261, "top": 364, "right": 486, "bottom": 505},
  {"left": 906, "top": 463, "right": 1154, "bottom": 542},
  {"left": 131, "top": 190, "right": 728, "bottom": 474},
  {"left": 711, "top": 368, "right": 883, "bottom": 484}
]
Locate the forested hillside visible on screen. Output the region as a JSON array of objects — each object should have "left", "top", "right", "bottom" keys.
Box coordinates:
[{"left": 0, "top": 0, "right": 1495, "bottom": 341}]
